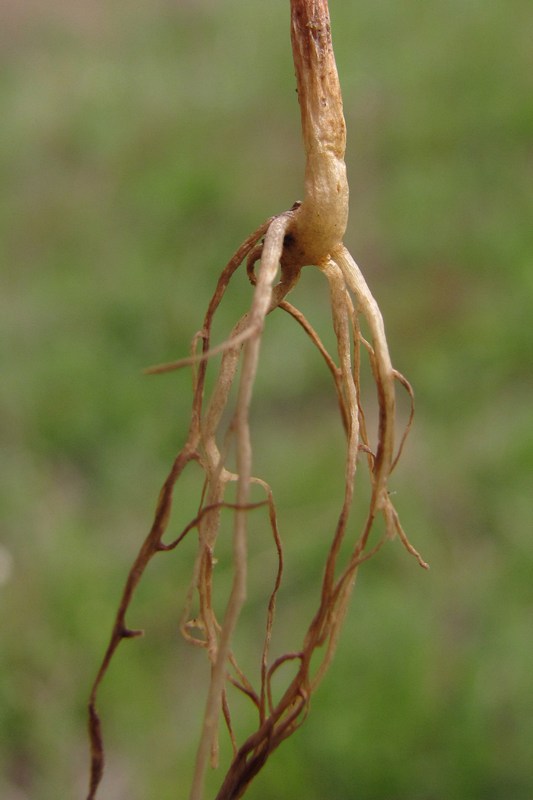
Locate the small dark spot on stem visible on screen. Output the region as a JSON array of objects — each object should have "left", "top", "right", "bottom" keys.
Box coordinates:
[{"left": 283, "top": 233, "right": 296, "bottom": 248}]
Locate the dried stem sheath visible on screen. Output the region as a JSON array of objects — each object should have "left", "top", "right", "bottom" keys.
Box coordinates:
[{"left": 285, "top": 0, "right": 348, "bottom": 267}]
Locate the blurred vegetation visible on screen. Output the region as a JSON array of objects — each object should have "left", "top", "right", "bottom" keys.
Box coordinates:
[{"left": 1, "top": 0, "right": 532, "bottom": 798}]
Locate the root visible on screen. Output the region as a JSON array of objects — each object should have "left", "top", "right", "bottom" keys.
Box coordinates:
[{"left": 86, "top": 2, "right": 427, "bottom": 799}]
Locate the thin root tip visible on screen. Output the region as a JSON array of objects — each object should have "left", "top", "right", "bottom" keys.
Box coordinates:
[{"left": 143, "top": 362, "right": 183, "bottom": 376}]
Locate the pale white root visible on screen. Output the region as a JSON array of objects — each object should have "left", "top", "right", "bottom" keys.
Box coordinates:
[
  {"left": 188, "top": 213, "right": 293, "bottom": 800},
  {"left": 332, "top": 244, "right": 396, "bottom": 515}
]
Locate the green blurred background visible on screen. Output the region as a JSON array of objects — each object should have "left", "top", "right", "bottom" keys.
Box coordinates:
[{"left": 1, "top": 1, "right": 532, "bottom": 798}]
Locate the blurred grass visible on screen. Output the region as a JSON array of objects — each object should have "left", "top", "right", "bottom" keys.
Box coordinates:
[{"left": 1, "top": 0, "right": 532, "bottom": 798}]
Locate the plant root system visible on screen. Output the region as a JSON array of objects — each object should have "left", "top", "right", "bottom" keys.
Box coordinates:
[{"left": 87, "top": 2, "right": 427, "bottom": 799}]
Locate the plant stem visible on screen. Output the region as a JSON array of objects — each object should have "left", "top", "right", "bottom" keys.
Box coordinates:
[{"left": 285, "top": 0, "right": 349, "bottom": 267}]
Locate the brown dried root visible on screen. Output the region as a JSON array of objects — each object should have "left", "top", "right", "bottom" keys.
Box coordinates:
[{"left": 86, "top": 2, "right": 427, "bottom": 799}]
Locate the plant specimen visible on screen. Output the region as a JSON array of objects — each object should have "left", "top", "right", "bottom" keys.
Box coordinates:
[{"left": 87, "top": 1, "right": 428, "bottom": 798}]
